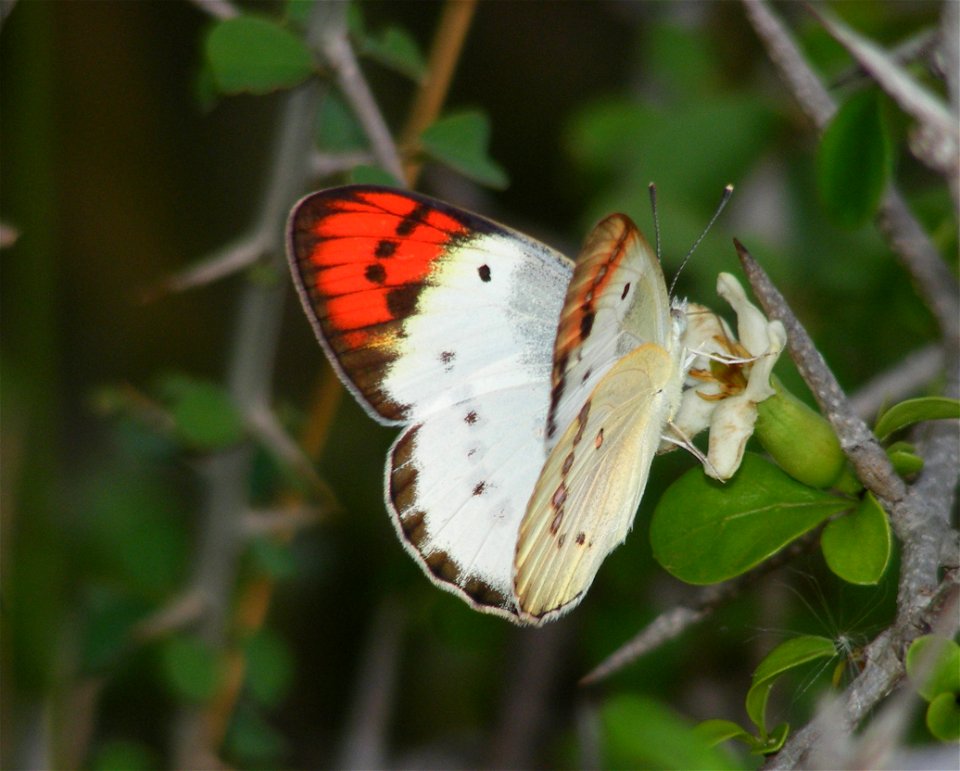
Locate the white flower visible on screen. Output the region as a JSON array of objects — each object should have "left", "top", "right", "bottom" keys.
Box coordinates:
[{"left": 669, "top": 273, "right": 787, "bottom": 480}]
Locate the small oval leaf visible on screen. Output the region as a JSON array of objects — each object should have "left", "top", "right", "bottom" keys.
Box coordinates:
[
  {"left": 926, "top": 691, "right": 960, "bottom": 742},
  {"left": 160, "top": 636, "right": 220, "bottom": 702},
  {"left": 361, "top": 25, "right": 426, "bottom": 81},
  {"left": 651, "top": 454, "right": 852, "bottom": 584},
  {"left": 694, "top": 718, "right": 754, "bottom": 748},
  {"left": 874, "top": 396, "right": 960, "bottom": 440},
  {"left": 821, "top": 492, "right": 891, "bottom": 585},
  {"left": 420, "top": 112, "right": 509, "bottom": 189},
  {"left": 206, "top": 16, "right": 313, "bottom": 95},
  {"left": 160, "top": 375, "right": 245, "bottom": 450},
  {"left": 816, "top": 89, "right": 891, "bottom": 228},
  {"left": 746, "top": 636, "right": 837, "bottom": 734},
  {"left": 906, "top": 636, "right": 960, "bottom": 701}
]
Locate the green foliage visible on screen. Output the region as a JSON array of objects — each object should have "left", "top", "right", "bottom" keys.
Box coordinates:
[
  {"left": 602, "top": 694, "right": 743, "bottom": 770},
  {"left": 874, "top": 396, "right": 960, "bottom": 440},
  {"left": 820, "top": 493, "right": 891, "bottom": 584},
  {"left": 420, "top": 112, "right": 509, "bottom": 189},
  {"left": 224, "top": 701, "right": 288, "bottom": 767},
  {"left": 244, "top": 629, "right": 295, "bottom": 707},
  {"left": 886, "top": 441, "right": 925, "bottom": 476},
  {"left": 316, "top": 90, "right": 367, "bottom": 153},
  {"left": 90, "top": 740, "right": 158, "bottom": 771},
  {"left": 651, "top": 454, "right": 852, "bottom": 584},
  {"left": 357, "top": 24, "right": 426, "bottom": 81},
  {"left": 746, "top": 636, "right": 837, "bottom": 743},
  {"left": 906, "top": 636, "right": 960, "bottom": 742},
  {"left": 160, "top": 636, "right": 221, "bottom": 703},
  {"left": 158, "top": 373, "right": 245, "bottom": 451},
  {"left": 205, "top": 16, "right": 314, "bottom": 95},
  {"left": 816, "top": 89, "right": 892, "bottom": 228}
]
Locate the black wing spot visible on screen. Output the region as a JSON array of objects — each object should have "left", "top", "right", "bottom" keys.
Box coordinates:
[
  {"left": 375, "top": 239, "right": 398, "bottom": 258},
  {"left": 576, "top": 532, "right": 586, "bottom": 545},
  {"left": 395, "top": 203, "right": 430, "bottom": 236},
  {"left": 621, "top": 281, "right": 631, "bottom": 300},
  {"left": 440, "top": 350, "right": 456, "bottom": 370},
  {"left": 562, "top": 451, "right": 575, "bottom": 475},
  {"left": 478, "top": 264, "right": 491, "bottom": 282},
  {"left": 557, "top": 533, "right": 566, "bottom": 548},
  {"left": 465, "top": 410, "right": 478, "bottom": 425},
  {"left": 581, "top": 368, "right": 592, "bottom": 384},
  {"left": 386, "top": 284, "right": 421, "bottom": 319},
  {"left": 580, "top": 311, "right": 595, "bottom": 340},
  {"left": 473, "top": 481, "right": 486, "bottom": 496},
  {"left": 365, "top": 262, "right": 387, "bottom": 284}
]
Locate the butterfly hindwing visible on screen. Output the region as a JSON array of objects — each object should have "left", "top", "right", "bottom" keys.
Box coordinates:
[
  {"left": 514, "top": 343, "right": 683, "bottom": 623},
  {"left": 288, "top": 185, "right": 574, "bottom": 621}
]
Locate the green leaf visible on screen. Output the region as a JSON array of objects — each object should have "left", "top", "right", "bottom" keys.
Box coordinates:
[
  {"left": 602, "top": 695, "right": 742, "bottom": 770},
  {"left": 160, "top": 636, "right": 220, "bottom": 702},
  {"left": 244, "top": 629, "right": 295, "bottom": 707},
  {"left": 348, "top": 165, "right": 403, "bottom": 187},
  {"left": 316, "top": 90, "right": 367, "bottom": 153},
  {"left": 906, "top": 636, "right": 960, "bottom": 701},
  {"left": 746, "top": 636, "right": 837, "bottom": 736},
  {"left": 91, "top": 740, "right": 157, "bottom": 771},
  {"left": 694, "top": 718, "right": 754, "bottom": 747},
  {"left": 816, "top": 89, "right": 891, "bottom": 228},
  {"left": 926, "top": 691, "right": 960, "bottom": 742},
  {"left": 159, "top": 374, "right": 245, "bottom": 450},
  {"left": 650, "top": 454, "right": 852, "bottom": 584},
  {"left": 224, "top": 702, "right": 288, "bottom": 766},
  {"left": 420, "top": 112, "right": 509, "bottom": 189},
  {"left": 887, "top": 441, "right": 925, "bottom": 476},
  {"left": 821, "top": 493, "right": 891, "bottom": 585},
  {"left": 361, "top": 25, "right": 426, "bottom": 81},
  {"left": 206, "top": 16, "right": 313, "bottom": 95},
  {"left": 249, "top": 538, "right": 297, "bottom": 579},
  {"left": 874, "top": 396, "right": 960, "bottom": 440}
]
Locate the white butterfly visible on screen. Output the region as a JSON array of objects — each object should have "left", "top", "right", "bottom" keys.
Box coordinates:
[{"left": 288, "top": 185, "right": 687, "bottom": 625}]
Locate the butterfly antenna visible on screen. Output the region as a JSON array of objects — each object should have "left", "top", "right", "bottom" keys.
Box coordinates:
[
  {"left": 648, "top": 182, "right": 662, "bottom": 261},
  {"left": 668, "top": 184, "right": 734, "bottom": 297}
]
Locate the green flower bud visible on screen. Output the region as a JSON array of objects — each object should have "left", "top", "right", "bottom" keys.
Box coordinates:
[{"left": 755, "top": 378, "right": 851, "bottom": 489}]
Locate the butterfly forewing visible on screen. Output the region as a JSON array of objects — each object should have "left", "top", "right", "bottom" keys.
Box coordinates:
[
  {"left": 545, "top": 215, "right": 674, "bottom": 452},
  {"left": 288, "top": 185, "right": 574, "bottom": 621}
]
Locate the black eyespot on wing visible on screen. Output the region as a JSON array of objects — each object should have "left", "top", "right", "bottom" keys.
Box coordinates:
[
  {"left": 621, "top": 281, "right": 631, "bottom": 300},
  {"left": 478, "top": 264, "right": 491, "bottom": 282},
  {"left": 365, "top": 263, "right": 387, "bottom": 284},
  {"left": 375, "top": 239, "right": 398, "bottom": 258}
]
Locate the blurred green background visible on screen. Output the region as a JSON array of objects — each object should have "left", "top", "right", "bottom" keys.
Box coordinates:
[{"left": 1, "top": 1, "right": 952, "bottom": 768}]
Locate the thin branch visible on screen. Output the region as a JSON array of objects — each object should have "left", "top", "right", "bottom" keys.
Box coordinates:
[
  {"left": 399, "top": 0, "right": 479, "bottom": 185},
  {"left": 335, "top": 600, "right": 405, "bottom": 770},
  {"left": 170, "top": 1, "right": 336, "bottom": 763},
  {"left": 240, "top": 505, "right": 323, "bottom": 538},
  {"left": 580, "top": 533, "right": 819, "bottom": 685},
  {"left": 807, "top": 4, "right": 959, "bottom": 179},
  {"left": 744, "top": 0, "right": 959, "bottom": 348},
  {"left": 735, "top": 242, "right": 956, "bottom": 769},
  {"left": 321, "top": 31, "right": 405, "bottom": 182},
  {"left": 143, "top": 234, "right": 267, "bottom": 300},
  {"left": 131, "top": 590, "right": 207, "bottom": 643},
  {"left": 737, "top": 241, "right": 907, "bottom": 506}
]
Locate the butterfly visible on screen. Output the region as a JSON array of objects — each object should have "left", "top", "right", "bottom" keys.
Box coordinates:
[{"left": 287, "top": 185, "right": 687, "bottom": 625}]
